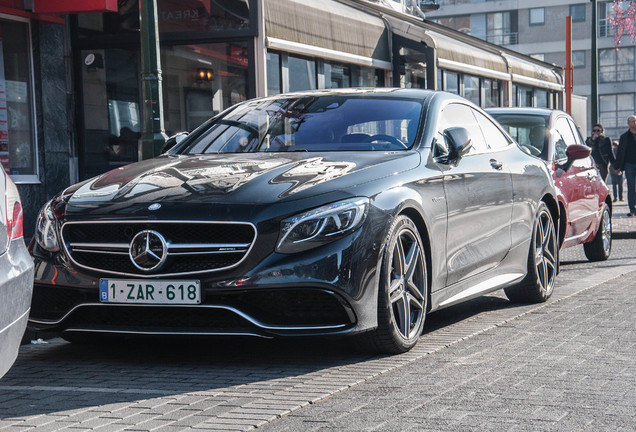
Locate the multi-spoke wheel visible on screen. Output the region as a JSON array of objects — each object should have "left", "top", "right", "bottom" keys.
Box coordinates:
[
  {"left": 505, "top": 202, "right": 557, "bottom": 303},
  {"left": 584, "top": 203, "right": 612, "bottom": 262},
  {"left": 370, "top": 216, "right": 427, "bottom": 353}
]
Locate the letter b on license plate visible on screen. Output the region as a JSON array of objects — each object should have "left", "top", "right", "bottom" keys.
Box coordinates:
[{"left": 99, "top": 279, "right": 201, "bottom": 304}]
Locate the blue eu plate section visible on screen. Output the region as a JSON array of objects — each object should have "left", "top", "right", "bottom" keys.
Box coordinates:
[{"left": 100, "top": 279, "right": 109, "bottom": 301}]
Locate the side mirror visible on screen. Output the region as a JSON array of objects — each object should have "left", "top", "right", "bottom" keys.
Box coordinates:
[
  {"left": 445, "top": 127, "right": 472, "bottom": 163},
  {"left": 560, "top": 144, "right": 591, "bottom": 172},
  {"left": 161, "top": 132, "right": 189, "bottom": 154},
  {"left": 565, "top": 144, "right": 591, "bottom": 160}
]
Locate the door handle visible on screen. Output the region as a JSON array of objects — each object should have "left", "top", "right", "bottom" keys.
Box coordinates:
[{"left": 490, "top": 159, "right": 503, "bottom": 170}]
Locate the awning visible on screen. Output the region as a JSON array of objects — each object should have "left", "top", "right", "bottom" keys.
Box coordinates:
[{"left": 264, "top": 0, "right": 391, "bottom": 69}]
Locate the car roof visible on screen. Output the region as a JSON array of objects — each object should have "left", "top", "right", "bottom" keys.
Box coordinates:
[
  {"left": 485, "top": 107, "right": 566, "bottom": 118},
  {"left": 251, "top": 87, "right": 458, "bottom": 104}
]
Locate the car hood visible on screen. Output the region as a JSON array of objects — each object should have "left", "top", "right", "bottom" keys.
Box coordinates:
[{"left": 63, "top": 152, "right": 419, "bottom": 218}]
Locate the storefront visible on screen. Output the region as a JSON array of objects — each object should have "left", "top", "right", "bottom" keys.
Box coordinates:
[
  {"left": 72, "top": 0, "right": 257, "bottom": 179},
  {"left": 0, "top": 1, "right": 69, "bottom": 239}
]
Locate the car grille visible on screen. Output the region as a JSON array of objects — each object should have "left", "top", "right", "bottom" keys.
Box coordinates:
[{"left": 60, "top": 221, "right": 256, "bottom": 276}]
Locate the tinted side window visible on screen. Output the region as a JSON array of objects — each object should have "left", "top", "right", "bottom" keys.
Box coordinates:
[
  {"left": 473, "top": 110, "right": 511, "bottom": 150},
  {"left": 437, "top": 103, "right": 488, "bottom": 156}
]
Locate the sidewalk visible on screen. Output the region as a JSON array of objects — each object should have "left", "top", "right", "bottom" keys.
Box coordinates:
[{"left": 611, "top": 200, "right": 636, "bottom": 237}]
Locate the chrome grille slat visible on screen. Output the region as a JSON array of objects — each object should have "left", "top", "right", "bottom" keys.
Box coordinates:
[{"left": 61, "top": 220, "right": 257, "bottom": 277}]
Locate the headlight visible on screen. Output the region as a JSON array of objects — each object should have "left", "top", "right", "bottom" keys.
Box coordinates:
[
  {"left": 36, "top": 200, "right": 60, "bottom": 252},
  {"left": 276, "top": 198, "right": 369, "bottom": 254}
]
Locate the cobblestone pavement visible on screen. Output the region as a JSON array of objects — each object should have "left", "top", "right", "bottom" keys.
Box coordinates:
[{"left": 1, "top": 203, "right": 635, "bottom": 431}]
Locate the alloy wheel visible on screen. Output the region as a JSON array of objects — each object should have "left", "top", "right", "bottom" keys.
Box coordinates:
[
  {"left": 533, "top": 208, "right": 557, "bottom": 297},
  {"left": 388, "top": 227, "right": 426, "bottom": 341}
]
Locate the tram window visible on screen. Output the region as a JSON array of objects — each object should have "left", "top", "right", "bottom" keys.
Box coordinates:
[
  {"left": 325, "top": 62, "right": 351, "bottom": 89},
  {"left": 518, "top": 86, "right": 533, "bottom": 107},
  {"left": 481, "top": 79, "right": 499, "bottom": 108},
  {"left": 535, "top": 90, "right": 548, "bottom": 108},
  {"left": 445, "top": 71, "right": 459, "bottom": 94},
  {"left": 357, "top": 66, "right": 376, "bottom": 87},
  {"left": 463, "top": 75, "right": 480, "bottom": 105},
  {"left": 288, "top": 56, "right": 316, "bottom": 92}
]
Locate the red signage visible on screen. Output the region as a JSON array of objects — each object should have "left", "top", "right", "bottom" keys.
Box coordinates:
[{"left": 33, "top": 0, "right": 117, "bottom": 14}]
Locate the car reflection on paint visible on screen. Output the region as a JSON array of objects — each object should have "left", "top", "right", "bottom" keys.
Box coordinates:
[
  {"left": 30, "top": 89, "right": 561, "bottom": 354},
  {"left": 0, "top": 170, "right": 34, "bottom": 378},
  {"left": 487, "top": 108, "right": 612, "bottom": 262}
]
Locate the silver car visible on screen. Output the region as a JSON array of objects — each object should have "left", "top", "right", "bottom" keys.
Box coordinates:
[{"left": 0, "top": 170, "right": 34, "bottom": 378}]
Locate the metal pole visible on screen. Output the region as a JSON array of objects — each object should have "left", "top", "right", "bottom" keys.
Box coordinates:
[
  {"left": 591, "top": 0, "right": 599, "bottom": 125},
  {"left": 139, "top": 0, "right": 167, "bottom": 160},
  {"left": 566, "top": 16, "right": 573, "bottom": 115}
]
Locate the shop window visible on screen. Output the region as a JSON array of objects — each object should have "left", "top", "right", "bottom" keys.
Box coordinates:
[
  {"left": 77, "top": 0, "right": 255, "bottom": 38},
  {"left": 158, "top": 0, "right": 251, "bottom": 33},
  {"left": 161, "top": 42, "right": 250, "bottom": 134},
  {"left": 0, "top": 18, "right": 37, "bottom": 180}
]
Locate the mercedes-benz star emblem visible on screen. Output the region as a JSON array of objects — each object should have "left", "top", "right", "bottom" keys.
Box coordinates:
[{"left": 129, "top": 230, "right": 167, "bottom": 271}]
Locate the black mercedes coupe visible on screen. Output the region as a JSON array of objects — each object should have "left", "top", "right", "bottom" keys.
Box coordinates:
[{"left": 29, "top": 89, "right": 561, "bottom": 353}]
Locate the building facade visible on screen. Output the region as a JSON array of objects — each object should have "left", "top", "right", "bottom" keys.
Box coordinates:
[
  {"left": 1, "top": 0, "right": 564, "bottom": 238},
  {"left": 427, "top": 0, "right": 636, "bottom": 142}
]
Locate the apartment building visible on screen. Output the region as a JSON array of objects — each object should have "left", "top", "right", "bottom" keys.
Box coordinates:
[{"left": 427, "top": 0, "right": 636, "bottom": 140}]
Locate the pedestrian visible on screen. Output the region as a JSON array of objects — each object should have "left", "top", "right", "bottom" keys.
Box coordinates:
[
  {"left": 585, "top": 123, "right": 613, "bottom": 181},
  {"left": 609, "top": 140, "right": 623, "bottom": 202},
  {"left": 615, "top": 115, "right": 636, "bottom": 216}
]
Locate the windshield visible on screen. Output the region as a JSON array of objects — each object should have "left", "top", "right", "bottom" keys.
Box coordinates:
[
  {"left": 490, "top": 113, "right": 550, "bottom": 159},
  {"left": 177, "top": 95, "right": 423, "bottom": 154}
]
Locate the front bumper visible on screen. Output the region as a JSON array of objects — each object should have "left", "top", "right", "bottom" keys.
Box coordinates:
[{"left": 29, "top": 232, "right": 382, "bottom": 339}]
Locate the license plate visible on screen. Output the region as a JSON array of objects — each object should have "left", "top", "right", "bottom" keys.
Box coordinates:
[{"left": 99, "top": 279, "right": 201, "bottom": 304}]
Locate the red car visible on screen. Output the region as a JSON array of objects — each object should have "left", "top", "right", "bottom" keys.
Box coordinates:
[{"left": 488, "top": 108, "right": 611, "bottom": 261}]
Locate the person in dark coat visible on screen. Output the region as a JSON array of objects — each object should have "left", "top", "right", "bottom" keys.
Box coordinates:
[
  {"left": 585, "top": 123, "right": 614, "bottom": 182},
  {"left": 615, "top": 115, "right": 636, "bottom": 216},
  {"left": 609, "top": 140, "right": 623, "bottom": 202}
]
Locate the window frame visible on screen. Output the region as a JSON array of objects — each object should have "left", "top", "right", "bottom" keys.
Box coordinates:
[
  {"left": 599, "top": 46, "right": 635, "bottom": 83},
  {"left": 572, "top": 50, "right": 586, "bottom": 68},
  {"left": 529, "top": 8, "right": 545, "bottom": 26},
  {"left": 569, "top": 4, "right": 586, "bottom": 22}
]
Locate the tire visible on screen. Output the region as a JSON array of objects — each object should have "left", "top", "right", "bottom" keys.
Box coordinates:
[
  {"left": 583, "top": 203, "right": 612, "bottom": 262},
  {"left": 368, "top": 216, "right": 428, "bottom": 354},
  {"left": 504, "top": 202, "right": 557, "bottom": 304}
]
